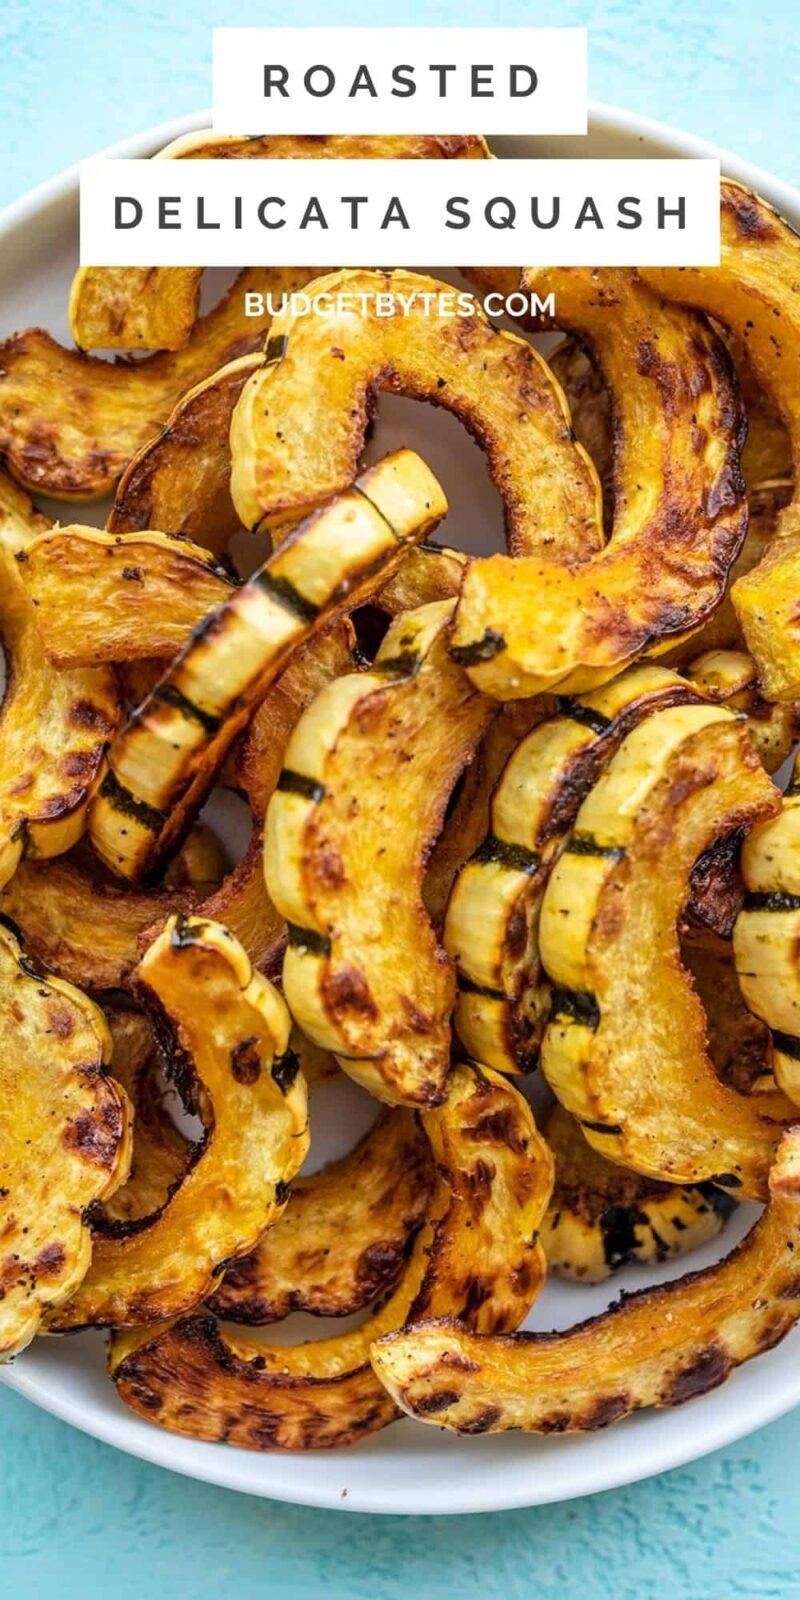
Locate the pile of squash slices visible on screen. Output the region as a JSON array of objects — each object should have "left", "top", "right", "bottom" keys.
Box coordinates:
[{"left": 5, "top": 130, "right": 800, "bottom": 1454}]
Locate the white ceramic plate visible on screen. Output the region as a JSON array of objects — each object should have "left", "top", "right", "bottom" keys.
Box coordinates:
[{"left": 2, "top": 105, "right": 799, "bottom": 1515}]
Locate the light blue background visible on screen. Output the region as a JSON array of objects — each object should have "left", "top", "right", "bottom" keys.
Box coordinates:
[{"left": 2, "top": 3, "right": 799, "bottom": 1595}]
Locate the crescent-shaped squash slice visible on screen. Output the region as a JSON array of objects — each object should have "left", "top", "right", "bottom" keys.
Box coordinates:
[
  {"left": 684, "top": 649, "right": 800, "bottom": 773},
  {"left": 71, "top": 134, "right": 488, "bottom": 352},
  {"left": 89, "top": 449, "right": 445, "bottom": 883},
  {"left": 230, "top": 266, "right": 603, "bottom": 552},
  {"left": 734, "top": 755, "right": 800, "bottom": 1107},
  {"left": 541, "top": 1104, "right": 736, "bottom": 1284},
  {"left": 50, "top": 915, "right": 308, "bottom": 1330},
  {"left": 209, "top": 1110, "right": 434, "bottom": 1324},
  {"left": 0, "top": 923, "right": 131, "bottom": 1357},
  {"left": 109, "top": 1061, "right": 553, "bottom": 1452},
  {"left": 0, "top": 472, "right": 119, "bottom": 889},
  {"left": 539, "top": 702, "right": 791, "bottom": 1200},
  {"left": 641, "top": 184, "right": 800, "bottom": 700},
  {"left": 266, "top": 599, "right": 494, "bottom": 1107},
  {"left": 371, "top": 1126, "right": 800, "bottom": 1436},
  {"left": 0, "top": 268, "right": 312, "bottom": 500},
  {"left": 451, "top": 269, "right": 746, "bottom": 698}
]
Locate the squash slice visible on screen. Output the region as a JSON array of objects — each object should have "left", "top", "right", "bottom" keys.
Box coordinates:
[
  {"left": 666, "top": 481, "right": 791, "bottom": 663},
  {"left": 209, "top": 1110, "right": 434, "bottom": 1324},
  {"left": 89, "top": 450, "right": 445, "bottom": 883},
  {"left": 541, "top": 1104, "right": 735, "bottom": 1284},
  {"left": 50, "top": 915, "right": 308, "bottom": 1330},
  {"left": 266, "top": 599, "right": 494, "bottom": 1107},
  {"left": 0, "top": 922, "right": 131, "bottom": 1358},
  {"left": 734, "top": 754, "right": 800, "bottom": 1106},
  {"left": 0, "top": 267, "right": 311, "bottom": 500},
  {"left": 684, "top": 648, "right": 800, "bottom": 773},
  {"left": 0, "top": 472, "right": 119, "bottom": 889},
  {"left": 451, "top": 269, "right": 747, "bottom": 698},
  {"left": 371, "top": 1126, "right": 800, "bottom": 1437},
  {"left": 539, "top": 703, "right": 790, "bottom": 1200},
  {"left": 109, "top": 1061, "right": 553, "bottom": 1452},
  {"left": 71, "top": 133, "right": 488, "bottom": 352},
  {"left": 230, "top": 266, "right": 603, "bottom": 551}
]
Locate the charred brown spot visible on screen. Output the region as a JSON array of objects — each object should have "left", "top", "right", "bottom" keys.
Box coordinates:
[
  {"left": 35, "top": 1241, "right": 66, "bottom": 1277},
  {"left": 326, "top": 966, "right": 378, "bottom": 1018},
  {"left": 662, "top": 1343, "right": 730, "bottom": 1405},
  {"left": 46, "top": 998, "right": 75, "bottom": 1038},
  {"left": 467, "top": 1107, "right": 526, "bottom": 1154},
  {"left": 63, "top": 1100, "right": 122, "bottom": 1170},
  {"left": 459, "top": 1405, "right": 503, "bottom": 1434},
  {"left": 582, "top": 1393, "right": 631, "bottom": 1430},
  {"left": 412, "top": 1387, "right": 462, "bottom": 1415},
  {"left": 230, "top": 1035, "right": 261, "bottom": 1085}
]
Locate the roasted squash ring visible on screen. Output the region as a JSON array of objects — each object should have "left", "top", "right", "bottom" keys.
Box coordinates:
[
  {"left": 209, "top": 1110, "right": 434, "bottom": 1324},
  {"left": 539, "top": 703, "right": 790, "bottom": 1199},
  {"left": 89, "top": 449, "right": 445, "bottom": 883},
  {"left": 266, "top": 599, "right": 494, "bottom": 1107},
  {"left": 50, "top": 915, "right": 308, "bottom": 1330},
  {"left": 0, "top": 922, "right": 131, "bottom": 1357},
  {"left": 109, "top": 1061, "right": 553, "bottom": 1452},
  {"left": 0, "top": 472, "right": 119, "bottom": 888},
  {"left": 684, "top": 648, "right": 800, "bottom": 772},
  {"left": 71, "top": 134, "right": 488, "bottom": 352},
  {"left": 734, "top": 755, "right": 800, "bottom": 1107},
  {"left": 371, "top": 1126, "right": 800, "bottom": 1436},
  {"left": 541, "top": 1105, "right": 736, "bottom": 1284},
  {"left": 230, "top": 266, "right": 603, "bottom": 553},
  {"left": 451, "top": 268, "right": 747, "bottom": 698}
]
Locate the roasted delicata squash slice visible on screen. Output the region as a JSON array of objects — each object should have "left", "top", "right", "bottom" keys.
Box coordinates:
[
  {"left": 539, "top": 701, "right": 791, "bottom": 1200},
  {"left": 734, "top": 754, "right": 800, "bottom": 1106},
  {"left": 684, "top": 649, "right": 800, "bottom": 772},
  {"left": 451, "top": 268, "right": 747, "bottom": 698},
  {"left": 371, "top": 1126, "right": 800, "bottom": 1437},
  {"left": 89, "top": 450, "right": 445, "bottom": 883},
  {"left": 266, "top": 599, "right": 494, "bottom": 1107},
  {"left": 0, "top": 472, "right": 118, "bottom": 889},
  {"left": 72, "top": 134, "right": 488, "bottom": 352},
  {"left": 541, "top": 1105, "right": 736, "bottom": 1283},
  {"left": 0, "top": 923, "right": 131, "bottom": 1357},
  {"left": 665, "top": 480, "right": 791, "bottom": 662},
  {"left": 0, "top": 267, "right": 312, "bottom": 500},
  {"left": 209, "top": 1110, "right": 435, "bottom": 1324},
  {"left": 51, "top": 915, "right": 308, "bottom": 1330},
  {"left": 230, "top": 266, "right": 603, "bottom": 554},
  {"left": 110, "top": 1062, "right": 553, "bottom": 1452}
]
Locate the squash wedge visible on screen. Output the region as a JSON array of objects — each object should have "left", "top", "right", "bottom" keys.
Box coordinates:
[
  {"left": 539, "top": 703, "right": 790, "bottom": 1200},
  {"left": 71, "top": 133, "right": 488, "bottom": 352},
  {"left": 0, "top": 472, "right": 119, "bottom": 889},
  {"left": 371, "top": 1126, "right": 800, "bottom": 1436},
  {"left": 209, "top": 1110, "right": 434, "bottom": 1324},
  {"left": 50, "top": 915, "right": 308, "bottom": 1330},
  {"left": 266, "top": 599, "right": 494, "bottom": 1107},
  {"left": 0, "top": 922, "right": 131, "bottom": 1357},
  {"left": 109, "top": 1061, "right": 553, "bottom": 1451},
  {"left": 230, "top": 266, "right": 603, "bottom": 552},
  {"left": 451, "top": 269, "right": 747, "bottom": 698},
  {"left": 542, "top": 1104, "right": 735, "bottom": 1284},
  {"left": 89, "top": 449, "right": 445, "bottom": 883},
  {"left": 684, "top": 648, "right": 800, "bottom": 772},
  {"left": 734, "top": 755, "right": 800, "bottom": 1106}
]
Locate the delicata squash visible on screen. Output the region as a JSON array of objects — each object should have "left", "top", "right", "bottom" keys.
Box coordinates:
[
  {"left": 734, "top": 754, "right": 800, "bottom": 1107},
  {"left": 683, "top": 648, "right": 800, "bottom": 773},
  {"left": 451, "top": 268, "right": 747, "bottom": 698},
  {"left": 51, "top": 915, "right": 308, "bottom": 1330},
  {"left": 89, "top": 450, "right": 445, "bottom": 883},
  {"left": 110, "top": 1062, "right": 553, "bottom": 1452},
  {"left": 539, "top": 702, "right": 791, "bottom": 1200},
  {"left": 0, "top": 923, "right": 131, "bottom": 1358},
  {"left": 266, "top": 599, "right": 494, "bottom": 1107},
  {"left": 371, "top": 1126, "right": 800, "bottom": 1437}
]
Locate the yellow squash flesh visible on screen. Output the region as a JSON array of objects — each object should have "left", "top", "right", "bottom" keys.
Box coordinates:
[{"left": 734, "top": 752, "right": 800, "bottom": 1106}]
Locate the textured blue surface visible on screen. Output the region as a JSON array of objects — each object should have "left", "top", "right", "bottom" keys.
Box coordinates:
[{"left": 2, "top": 3, "right": 800, "bottom": 1594}]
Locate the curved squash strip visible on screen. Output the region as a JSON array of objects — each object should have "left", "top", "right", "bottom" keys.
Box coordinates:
[
  {"left": 72, "top": 134, "right": 488, "bottom": 352},
  {"left": 89, "top": 449, "right": 445, "bottom": 883},
  {"left": 230, "top": 266, "right": 603, "bottom": 551},
  {"left": 22, "top": 526, "right": 234, "bottom": 668},
  {"left": 266, "top": 600, "right": 494, "bottom": 1107},
  {"left": 50, "top": 915, "right": 308, "bottom": 1330},
  {"left": 684, "top": 648, "right": 800, "bottom": 773},
  {"left": 445, "top": 663, "right": 709, "bottom": 1077},
  {"left": 539, "top": 704, "right": 789, "bottom": 1200},
  {"left": 110, "top": 1061, "right": 553, "bottom": 1451},
  {"left": 0, "top": 267, "right": 311, "bottom": 500},
  {"left": 541, "top": 1105, "right": 735, "bottom": 1284},
  {"left": 209, "top": 1110, "right": 434, "bottom": 1324},
  {"left": 0, "top": 473, "right": 119, "bottom": 889},
  {"left": 641, "top": 184, "right": 800, "bottom": 700},
  {"left": 371, "top": 1126, "right": 800, "bottom": 1437},
  {"left": 451, "top": 269, "right": 746, "bottom": 699},
  {"left": 100, "top": 1004, "right": 189, "bottom": 1228},
  {"left": 734, "top": 756, "right": 800, "bottom": 1107},
  {"left": 0, "top": 923, "right": 131, "bottom": 1357},
  {"left": 108, "top": 355, "right": 261, "bottom": 554}
]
